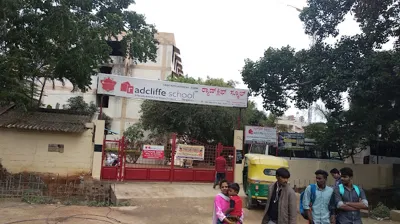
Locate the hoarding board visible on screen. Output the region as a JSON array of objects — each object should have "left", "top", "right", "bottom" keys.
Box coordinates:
[
  {"left": 244, "top": 126, "right": 277, "bottom": 144},
  {"left": 97, "top": 73, "right": 248, "bottom": 108}
]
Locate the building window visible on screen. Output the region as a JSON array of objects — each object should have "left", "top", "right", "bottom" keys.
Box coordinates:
[
  {"left": 97, "top": 95, "right": 109, "bottom": 108},
  {"left": 99, "top": 66, "right": 112, "bottom": 74}
]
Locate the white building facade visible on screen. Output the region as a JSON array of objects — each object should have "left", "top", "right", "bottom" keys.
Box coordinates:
[
  {"left": 41, "top": 32, "right": 183, "bottom": 135},
  {"left": 276, "top": 115, "right": 306, "bottom": 133}
]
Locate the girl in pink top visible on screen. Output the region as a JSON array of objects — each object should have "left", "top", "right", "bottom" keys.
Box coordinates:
[{"left": 212, "top": 180, "right": 244, "bottom": 224}]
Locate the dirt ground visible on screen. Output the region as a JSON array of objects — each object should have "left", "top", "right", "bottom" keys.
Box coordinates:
[{"left": 0, "top": 199, "right": 397, "bottom": 224}]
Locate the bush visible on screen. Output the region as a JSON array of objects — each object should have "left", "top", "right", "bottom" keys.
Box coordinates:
[{"left": 371, "top": 202, "right": 391, "bottom": 219}]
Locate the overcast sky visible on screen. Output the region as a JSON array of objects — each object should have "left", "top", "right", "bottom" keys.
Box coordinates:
[{"left": 130, "top": 0, "right": 362, "bottom": 121}]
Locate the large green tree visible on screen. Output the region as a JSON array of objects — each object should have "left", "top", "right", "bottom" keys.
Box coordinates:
[
  {"left": 241, "top": 0, "right": 400, "bottom": 159},
  {"left": 139, "top": 75, "right": 268, "bottom": 145},
  {"left": 0, "top": 0, "right": 158, "bottom": 109}
]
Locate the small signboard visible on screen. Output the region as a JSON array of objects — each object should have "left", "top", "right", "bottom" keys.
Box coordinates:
[
  {"left": 176, "top": 144, "right": 205, "bottom": 161},
  {"left": 244, "top": 126, "right": 277, "bottom": 144},
  {"left": 48, "top": 144, "right": 64, "bottom": 153},
  {"left": 142, "top": 145, "right": 165, "bottom": 160}
]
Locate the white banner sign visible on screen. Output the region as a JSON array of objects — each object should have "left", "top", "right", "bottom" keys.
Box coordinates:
[
  {"left": 97, "top": 73, "right": 248, "bottom": 108},
  {"left": 244, "top": 126, "right": 277, "bottom": 144},
  {"left": 175, "top": 144, "right": 205, "bottom": 161}
]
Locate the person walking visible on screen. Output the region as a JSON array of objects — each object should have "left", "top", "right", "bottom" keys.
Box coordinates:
[
  {"left": 334, "top": 167, "right": 368, "bottom": 224},
  {"left": 261, "top": 167, "right": 297, "bottom": 224},
  {"left": 302, "top": 170, "right": 336, "bottom": 224},
  {"left": 213, "top": 153, "right": 227, "bottom": 189},
  {"left": 330, "top": 168, "right": 342, "bottom": 187}
]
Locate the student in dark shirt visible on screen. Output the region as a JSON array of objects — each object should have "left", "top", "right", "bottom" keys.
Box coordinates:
[
  {"left": 261, "top": 167, "right": 297, "bottom": 224},
  {"left": 334, "top": 167, "right": 368, "bottom": 224}
]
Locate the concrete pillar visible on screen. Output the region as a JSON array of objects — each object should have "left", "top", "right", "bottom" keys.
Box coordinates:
[
  {"left": 119, "top": 56, "right": 130, "bottom": 135},
  {"left": 92, "top": 120, "right": 105, "bottom": 179},
  {"left": 234, "top": 130, "right": 244, "bottom": 184}
]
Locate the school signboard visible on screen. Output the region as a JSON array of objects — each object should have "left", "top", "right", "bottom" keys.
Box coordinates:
[
  {"left": 97, "top": 73, "right": 249, "bottom": 108},
  {"left": 244, "top": 126, "right": 277, "bottom": 144}
]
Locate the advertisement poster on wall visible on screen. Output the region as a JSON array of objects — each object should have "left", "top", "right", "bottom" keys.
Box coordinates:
[
  {"left": 142, "top": 145, "right": 165, "bottom": 160},
  {"left": 244, "top": 126, "right": 277, "bottom": 144},
  {"left": 175, "top": 144, "right": 205, "bottom": 161}
]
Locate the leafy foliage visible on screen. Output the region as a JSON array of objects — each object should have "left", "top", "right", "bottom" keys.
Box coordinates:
[
  {"left": 139, "top": 75, "right": 268, "bottom": 145},
  {"left": 0, "top": 0, "right": 158, "bottom": 109},
  {"left": 241, "top": 0, "right": 400, "bottom": 159},
  {"left": 66, "top": 96, "right": 112, "bottom": 128},
  {"left": 299, "top": 0, "right": 400, "bottom": 49},
  {"left": 122, "top": 123, "right": 145, "bottom": 163},
  {"left": 123, "top": 123, "right": 145, "bottom": 144},
  {"left": 66, "top": 96, "right": 97, "bottom": 114},
  {"left": 304, "top": 123, "right": 327, "bottom": 141},
  {"left": 371, "top": 202, "right": 390, "bottom": 219}
]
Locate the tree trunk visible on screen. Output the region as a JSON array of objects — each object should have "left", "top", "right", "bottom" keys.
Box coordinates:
[
  {"left": 38, "top": 78, "right": 46, "bottom": 108},
  {"left": 351, "top": 154, "right": 355, "bottom": 164},
  {"left": 30, "top": 77, "right": 35, "bottom": 108}
]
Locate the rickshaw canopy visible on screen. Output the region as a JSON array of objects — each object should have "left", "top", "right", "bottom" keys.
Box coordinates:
[{"left": 244, "top": 154, "right": 289, "bottom": 182}]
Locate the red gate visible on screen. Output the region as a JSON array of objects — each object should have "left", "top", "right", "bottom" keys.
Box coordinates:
[
  {"left": 100, "top": 137, "right": 125, "bottom": 181},
  {"left": 170, "top": 137, "right": 235, "bottom": 182},
  {"left": 124, "top": 137, "right": 173, "bottom": 181},
  {"left": 100, "top": 134, "right": 235, "bottom": 182}
]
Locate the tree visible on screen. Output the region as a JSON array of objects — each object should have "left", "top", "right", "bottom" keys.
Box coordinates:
[
  {"left": 298, "top": 0, "right": 400, "bottom": 143},
  {"left": 304, "top": 122, "right": 326, "bottom": 140},
  {"left": 123, "top": 123, "right": 145, "bottom": 163},
  {"left": 123, "top": 123, "right": 145, "bottom": 144},
  {"left": 66, "top": 96, "right": 112, "bottom": 129},
  {"left": 139, "top": 75, "right": 267, "bottom": 145},
  {"left": 241, "top": 0, "right": 400, "bottom": 160},
  {"left": 299, "top": 0, "right": 400, "bottom": 50},
  {"left": 0, "top": 0, "right": 158, "bottom": 109},
  {"left": 276, "top": 124, "right": 290, "bottom": 133},
  {"left": 265, "top": 113, "right": 277, "bottom": 127}
]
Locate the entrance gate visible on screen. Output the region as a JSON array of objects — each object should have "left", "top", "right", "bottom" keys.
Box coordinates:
[
  {"left": 100, "top": 137, "right": 125, "bottom": 180},
  {"left": 100, "top": 134, "right": 235, "bottom": 182}
]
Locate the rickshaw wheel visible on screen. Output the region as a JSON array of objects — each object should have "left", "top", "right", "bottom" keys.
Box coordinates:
[{"left": 246, "top": 196, "right": 256, "bottom": 209}]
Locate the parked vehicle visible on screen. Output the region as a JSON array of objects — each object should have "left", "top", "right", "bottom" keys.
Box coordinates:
[
  {"left": 105, "top": 153, "right": 119, "bottom": 166},
  {"left": 242, "top": 154, "right": 289, "bottom": 209}
]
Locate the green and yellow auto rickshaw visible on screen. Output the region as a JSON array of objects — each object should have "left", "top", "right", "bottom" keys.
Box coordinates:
[{"left": 242, "top": 154, "right": 289, "bottom": 209}]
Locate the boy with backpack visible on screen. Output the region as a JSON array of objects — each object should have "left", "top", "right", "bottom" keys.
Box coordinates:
[
  {"left": 300, "top": 170, "right": 336, "bottom": 224},
  {"left": 334, "top": 167, "right": 368, "bottom": 224}
]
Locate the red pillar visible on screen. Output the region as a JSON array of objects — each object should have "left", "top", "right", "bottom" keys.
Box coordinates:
[{"left": 170, "top": 133, "right": 177, "bottom": 182}]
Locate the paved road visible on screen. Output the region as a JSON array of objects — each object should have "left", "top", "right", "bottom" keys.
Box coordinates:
[{"left": 0, "top": 200, "right": 395, "bottom": 224}]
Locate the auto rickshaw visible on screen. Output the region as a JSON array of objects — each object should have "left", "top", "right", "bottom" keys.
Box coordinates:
[{"left": 242, "top": 154, "right": 289, "bottom": 209}]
